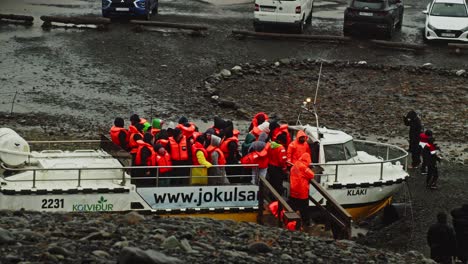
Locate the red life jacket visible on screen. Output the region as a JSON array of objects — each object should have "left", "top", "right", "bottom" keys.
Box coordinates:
[
  {"left": 220, "top": 137, "right": 239, "bottom": 159},
  {"left": 268, "top": 142, "right": 287, "bottom": 168},
  {"left": 251, "top": 112, "right": 269, "bottom": 128},
  {"left": 151, "top": 128, "right": 161, "bottom": 138},
  {"left": 241, "top": 145, "right": 269, "bottom": 169},
  {"left": 155, "top": 152, "right": 172, "bottom": 174},
  {"left": 207, "top": 146, "right": 226, "bottom": 165},
  {"left": 135, "top": 141, "right": 156, "bottom": 166},
  {"left": 156, "top": 139, "right": 169, "bottom": 149},
  {"left": 109, "top": 126, "right": 129, "bottom": 147},
  {"left": 289, "top": 153, "right": 314, "bottom": 199},
  {"left": 192, "top": 142, "right": 209, "bottom": 165},
  {"left": 176, "top": 122, "right": 196, "bottom": 139},
  {"left": 169, "top": 136, "right": 189, "bottom": 161},
  {"left": 272, "top": 125, "right": 291, "bottom": 148},
  {"left": 233, "top": 129, "right": 240, "bottom": 138},
  {"left": 128, "top": 131, "right": 143, "bottom": 154},
  {"left": 268, "top": 201, "right": 299, "bottom": 231},
  {"left": 427, "top": 143, "right": 437, "bottom": 155}
]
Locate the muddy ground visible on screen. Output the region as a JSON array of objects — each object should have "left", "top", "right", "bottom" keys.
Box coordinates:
[{"left": 0, "top": 0, "right": 467, "bottom": 259}]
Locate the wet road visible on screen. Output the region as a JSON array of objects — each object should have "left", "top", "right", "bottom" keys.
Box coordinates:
[{"left": 0, "top": 0, "right": 467, "bottom": 125}]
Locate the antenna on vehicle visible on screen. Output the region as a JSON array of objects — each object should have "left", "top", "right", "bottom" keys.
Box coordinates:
[{"left": 298, "top": 62, "right": 323, "bottom": 139}]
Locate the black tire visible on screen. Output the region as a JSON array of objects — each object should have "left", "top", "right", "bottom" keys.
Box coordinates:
[
  {"left": 296, "top": 17, "right": 304, "bottom": 34},
  {"left": 306, "top": 10, "right": 312, "bottom": 25},
  {"left": 396, "top": 14, "right": 403, "bottom": 29},
  {"left": 343, "top": 26, "right": 351, "bottom": 36},
  {"left": 385, "top": 21, "right": 394, "bottom": 39}
]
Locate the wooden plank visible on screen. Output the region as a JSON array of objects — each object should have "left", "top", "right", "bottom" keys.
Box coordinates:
[
  {"left": 130, "top": 20, "right": 208, "bottom": 31},
  {"left": 232, "top": 30, "right": 351, "bottom": 42},
  {"left": 371, "top": 39, "right": 426, "bottom": 51},
  {"left": 0, "top": 14, "right": 34, "bottom": 22},
  {"left": 40, "top": 16, "right": 111, "bottom": 25}
]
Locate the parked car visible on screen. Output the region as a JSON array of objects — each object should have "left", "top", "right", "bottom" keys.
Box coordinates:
[
  {"left": 343, "top": 0, "right": 404, "bottom": 39},
  {"left": 253, "top": 0, "right": 314, "bottom": 33},
  {"left": 102, "top": 0, "right": 158, "bottom": 20},
  {"left": 423, "top": 0, "right": 468, "bottom": 42}
]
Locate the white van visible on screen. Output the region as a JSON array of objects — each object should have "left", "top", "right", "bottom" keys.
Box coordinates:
[{"left": 253, "top": 0, "right": 314, "bottom": 33}]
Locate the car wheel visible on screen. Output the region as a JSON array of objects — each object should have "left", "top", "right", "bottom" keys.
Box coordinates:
[
  {"left": 343, "top": 26, "right": 351, "bottom": 37},
  {"left": 396, "top": 15, "right": 403, "bottom": 30},
  {"left": 385, "top": 21, "right": 394, "bottom": 39},
  {"left": 296, "top": 17, "right": 304, "bottom": 34},
  {"left": 306, "top": 10, "right": 312, "bottom": 25}
]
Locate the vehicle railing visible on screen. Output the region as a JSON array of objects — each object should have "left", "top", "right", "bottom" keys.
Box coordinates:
[
  {"left": 313, "top": 139, "right": 408, "bottom": 183},
  {"left": 0, "top": 163, "right": 258, "bottom": 189}
]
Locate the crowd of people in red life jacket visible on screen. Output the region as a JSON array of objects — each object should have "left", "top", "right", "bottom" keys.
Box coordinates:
[{"left": 110, "top": 112, "right": 316, "bottom": 228}]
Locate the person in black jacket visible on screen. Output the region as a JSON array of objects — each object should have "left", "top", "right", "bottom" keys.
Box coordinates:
[
  {"left": 403, "top": 110, "right": 422, "bottom": 168},
  {"left": 452, "top": 205, "right": 468, "bottom": 264},
  {"left": 427, "top": 212, "right": 456, "bottom": 264}
]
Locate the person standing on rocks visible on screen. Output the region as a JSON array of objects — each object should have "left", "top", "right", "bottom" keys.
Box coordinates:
[
  {"left": 403, "top": 110, "right": 422, "bottom": 168},
  {"left": 423, "top": 137, "right": 441, "bottom": 189},
  {"left": 427, "top": 212, "right": 456, "bottom": 264},
  {"left": 451, "top": 204, "right": 468, "bottom": 264},
  {"left": 289, "top": 153, "right": 314, "bottom": 226},
  {"left": 419, "top": 129, "right": 433, "bottom": 174}
]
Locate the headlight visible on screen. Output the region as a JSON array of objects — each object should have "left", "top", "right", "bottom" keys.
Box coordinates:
[
  {"left": 427, "top": 23, "right": 437, "bottom": 31},
  {"left": 102, "top": 0, "right": 111, "bottom": 8},
  {"left": 134, "top": 0, "right": 145, "bottom": 8}
]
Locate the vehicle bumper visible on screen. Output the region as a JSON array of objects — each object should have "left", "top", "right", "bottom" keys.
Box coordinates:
[
  {"left": 253, "top": 18, "right": 302, "bottom": 28},
  {"left": 344, "top": 20, "right": 391, "bottom": 31},
  {"left": 424, "top": 28, "right": 468, "bottom": 42},
  {"left": 102, "top": 7, "right": 147, "bottom": 17}
]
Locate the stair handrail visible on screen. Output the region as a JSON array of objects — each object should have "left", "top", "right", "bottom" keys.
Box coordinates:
[{"left": 309, "top": 179, "right": 352, "bottom": 239}]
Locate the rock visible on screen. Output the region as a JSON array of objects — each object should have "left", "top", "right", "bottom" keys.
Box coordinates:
[
  {"left": 231, "top": 65, "right": 242, "bottom": 72},
  {"left": 218, "top": 99, "right": 238, "bottom": 109},
  {"left": 248, "top": 242, "right": 272, "bottom": 253},
  {"left": 274, "top": 61, "right": 280, "bottom": 67},
  {"left": 80, "top": 231, "right": 112, "bottom": 241},
  {"left": 281, "top": 253, "right": 293, "bottom": 261},
  {"left": 422, "top": 63, "right": 433, "bottom": 68},
  {"left": 220, "top": 69, "right": 231, "bottom": 78},
  {"left": 357, "top": 61, "right": 367, "bottom": 65},
  {"left": 92, "top": 250, "right": 111, "bottom": 259},
  {"left": 113, "top": 240, "right": 130, "bottom": 248},
  {"left": 180, "top": 239, "right": 193, "bottom": 252},
  {"left": 162, "top": 235, "right": 180, "bottom": 249},
  {"left": 48, "top": 246, "right": 72, "bottom": 256},
  {"left": 119, "top": 247, "right": 182, "bottom": 264},
  {"left": 456, "top": 69, "right": 466, "bottom": 76},
  {"left": 122, "top": 211, "right": 145, "bottom": 225},
  {"left": 0, "top": 228, "right": 14, "bottom": 244},
  {"left": 279, "top": 58, "right": 290, "bottom": 65}
]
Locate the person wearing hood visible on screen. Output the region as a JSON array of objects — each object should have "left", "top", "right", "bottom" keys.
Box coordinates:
[
  {"left": 130, "top": 114, "right": 149, "bottom": 127},
  {"left": 109, "top": 117, "right": 129, "bottom": 151},
  {"left": 267, "top": 133, "right": 288, "bottom": 199},
  {"left": 167, "top": 127, "right": 192, "bottom": 185},
  {"left": 270, "top": 121, "right": 291, "bottom": 149},
  {"left": 427, "top": 212, "right": 456, "bottom": 264},
  {"left": 403, "top": 110, "right": 422, "bottom": 168},
  {"left": 128, "top": 123, "right": 145, "bottom": 165},
  {"left": 289, "top": 153, "right": 315, "bottom": 226},
  {"left": 241, "top": 132, "right": 269, "bottom": 185},
  {"left": 191, "top": 134, "right": 212, "bottom": 185},
  {"left": 176, "top": 116, "right": 197, "bottom": 140},
  {"left": 420, "top": 129, "right": 433, "bottom": 174},
  {"left": 242, "top": 133, "right": 256, "bottom": 157},
  {"left": 248, "top": 112, "right": 269, "bottom": 131},
  {"left": 287, "top": 130, "right": 311, "bottom": 165},
  {"left": 207, "top": 135, "right": 229, "bottom": 185},
  {"left": 134, "top": 133, "right": 156, "bottom": 187},
  {"left": 212, "top": 116, "right": 227, "bottom": 136},
  {"left": 151, "top": 118, "right": 164, "bottom": 138},
  {"left": 251, "top": 121, "right": 270, "bottom": 140},
  {"left": 452, "top": 204, "right": 468, "bottom": 263}
]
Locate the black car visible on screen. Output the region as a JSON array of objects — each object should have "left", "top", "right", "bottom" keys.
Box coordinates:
[{"left": 343, "top": 0, "right": 404, "bottom": 38}]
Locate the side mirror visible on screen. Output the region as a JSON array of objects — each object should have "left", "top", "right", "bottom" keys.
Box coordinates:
[{"left": 422, "top": 10, "right": 428, "bottom": 14}]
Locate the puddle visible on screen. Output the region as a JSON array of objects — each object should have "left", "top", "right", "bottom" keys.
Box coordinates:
[{"left": 313, "top": 6, "right": 346, "bottom": 20}]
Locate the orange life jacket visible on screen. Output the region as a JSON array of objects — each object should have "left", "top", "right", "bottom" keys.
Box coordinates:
[
  {"left": 155, "top": 152, "right": 172, "bottom": 174},
  {"left": 135, "top": 141, "right": 156, "bottom": 166},
  {"left": 176, "top": 122, "right": 196, "bottom": 139},
  {"left": 128, "top": 131, "right": 143, "bottom": 154},
  {"left": 233, "top": 129, "right": 240, "bottom": 138},
  {"left": 251, "top": 112, "right": 269, "bottom": 128},
  {"left": 220, "top": 137, "right": 239, "bottom": 159},
  {"left": 109, "top": 126, "right": 129, "bottom": 147},
  {"left": 268, "top": 201, "right": 299, "bottom": 231},
  {"left": 151, "top": 128, "right": 161, "bottom": 138},
  {"left": 287, "top": 130, "right": 311, "bottom": 164},
  {"left": 272, "top": 125, "right": 291, "bottom": 148},
  {"left": 192, "top": 142, "right": 208, "bottom": 165},
  {"left": 241, "top": 144, "right": 269, "bottom": 169},
  {"left": 207, "top": 146, "right": 226, "bottom": 165},
  {"left": 289, "top": 153, "right": 314, "bottom": 199},
  {"left": 169, "top": 136, "right": 189, "bottom": 161}
]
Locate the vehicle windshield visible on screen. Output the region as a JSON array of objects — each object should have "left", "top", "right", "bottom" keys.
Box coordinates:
[
  {"left": 352, "top": 0, "right": 385, "bottom": 10},
  {"left": 323, "top": 140, "right": 358, "bottom": 162},
  {"left": 430, "top": 3, "right": 468, "bottom": 17}
]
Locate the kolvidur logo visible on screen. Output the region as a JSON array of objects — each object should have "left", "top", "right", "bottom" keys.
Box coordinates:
[{"left": 72, "top": 196, "right": 114, "bottom": 212}]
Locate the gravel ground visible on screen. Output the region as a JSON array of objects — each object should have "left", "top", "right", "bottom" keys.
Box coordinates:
[{"left": 0, "top": 211, "right": 436, "bottom": 264}]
